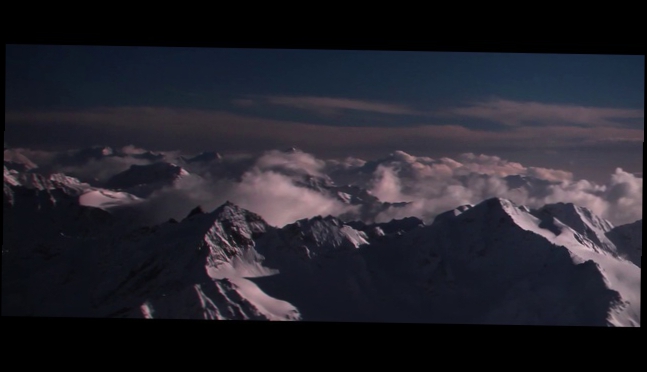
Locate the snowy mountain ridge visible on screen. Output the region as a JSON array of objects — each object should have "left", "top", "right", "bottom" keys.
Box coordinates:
[
  {"left": 3, "top": 191, "right": 641, "bottom": 325},
  {"left": 1, "top": 146, "right": 641, "bottom": 326}
]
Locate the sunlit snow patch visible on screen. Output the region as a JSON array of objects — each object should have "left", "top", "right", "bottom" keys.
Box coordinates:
[
  {"left": 79, "top": 189, "right": 143, "bottom": 210},
  {"left": 140, "top": 301, "right": 155, "bottom": 319},
  {"left": 207, "top": 257, "right": 301, "bottom": 321},
  {"left": 337, "top": 192, "right": 352, "bottom": 204}
]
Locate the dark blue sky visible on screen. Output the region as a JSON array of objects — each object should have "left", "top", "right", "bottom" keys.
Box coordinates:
[
  {"left": 4, "top": 44, "right": 644, "bottom": 182},
  {"left": 6, "top": 45, "right": 643, "bottom": 110}
]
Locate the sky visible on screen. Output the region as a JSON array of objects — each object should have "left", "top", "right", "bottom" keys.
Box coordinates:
[{"left": 4, "top": 44, "right": 644, "bottom": 183}]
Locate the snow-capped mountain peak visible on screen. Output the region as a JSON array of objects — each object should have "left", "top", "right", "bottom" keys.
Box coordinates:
[
  {"left": 4, "top": 166, "right": 21, "bottom": 187},
  {"left": 211, "top": 200, "right": 267, "bottom": 226},
  {"left": 280, "top": 215, "right": 369, "bottom": 254},
  {"left": 532, "top": 202, "right": 617, "bottom": 254},
  {"left": 536, "top": 202, "right": 614, "bottom": 233},
  {"left": 4, "top": 168, "right": 91, "bottom": 196},
  {"left": 104, "top": 162, "right": 193, "bottom": 197},
  {"left": 106, "top": 162, "right": 189, "bottom": 187},
  {"left": 4, "top": 149, "right": 39, "bottom": 171},
  {"left": 176, "top": 202, "right": 273, "bottom": 267}
]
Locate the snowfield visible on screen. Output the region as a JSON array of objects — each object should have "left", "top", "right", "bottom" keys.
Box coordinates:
[{"left": 79, "top": 189, "right": 143, "bottom": 210}]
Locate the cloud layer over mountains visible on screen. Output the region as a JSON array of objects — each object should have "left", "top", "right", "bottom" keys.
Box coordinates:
[
  {"left": 361, "top": 151, "right": 642, "bottom": 226},
  {"left": 4, "top": 146, "right": 642, "bottom": 228}
]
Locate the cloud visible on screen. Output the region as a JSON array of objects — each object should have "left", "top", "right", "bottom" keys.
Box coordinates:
[
  {"left": 119, "top": 145, "right": 149, "bottom": 155},
  {"left": 264, "top": 96, "right": 422, "bottom": 116},
  {"left": 110, "top": 147, "right": 647, "bottom": 228},
  {"left": 254, "top": 149, "right": 327, "bottom": 178},
  {"left": 7, "top": 144, "right": 641, "bottom": 228},
  {"left": 366, "top": 151, "right": 642, "bottom": 226},
  {"left": 229, "top": 170, "right": 356, "bottom": 227},
  {"left": 135, "top": 175, "right": 231, "bottom": 225},
  {"left": 526, "top": 167, "right": 574, "bottom": 182},
  {"left": 325, "top": 157, "right": 367, "bottom": 170},
  {"left": 134, "top": 150, "right": 356, "bottom": 227},
  {"left": 455, "top": 153, "right": 526, "bottom": 177},
  {"left": 441, "top": 98, "right": 644, "bottom": 127},
  {"left": 369, "top": 165, "right": 409, "bottom": 203},
  {"left": 4, "top": 148, "right": 40, "bottom": 170},
  {"left": 604, "top": 168, "right": 643, "bottom": 224},
  {"left": 5, "top": 148, "right": 58, "bottom": 169},
  {"left": 5, "top": 105, "right": 642, "bottom": 192},
  {"left": 5, "top": 106, "right": 643, "bottom": 157}
]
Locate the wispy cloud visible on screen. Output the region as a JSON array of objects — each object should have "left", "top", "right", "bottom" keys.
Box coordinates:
[
  {"left": 441, "top": 98, "right": 644, "bottom": 127},
  {"left": 263, "top": 95, "right": 422, "bottom": 116},
  {"left": 248, "top": 95, "right": 644, "bottom": 129},
  {"left": 5, "top": 106, "right": 643, "bottom": 155}
]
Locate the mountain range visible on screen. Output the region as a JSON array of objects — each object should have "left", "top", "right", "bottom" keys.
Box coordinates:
[{"left": 2, "top": 146, "right": 641, "bottom": 326}]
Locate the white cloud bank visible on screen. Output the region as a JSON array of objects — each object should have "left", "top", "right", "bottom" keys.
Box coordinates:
[
  {"left": 137, "top": 149, "right": 641, "bottom": 228},
  {"left": 363, "top": 151, "right": 642, "bottom": 226},
  {"left": 137, "top": 150, "right": 356, "bottom": 227},
  {"left": 6, "top": 146, "right": 641, "bottom": 228}
]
